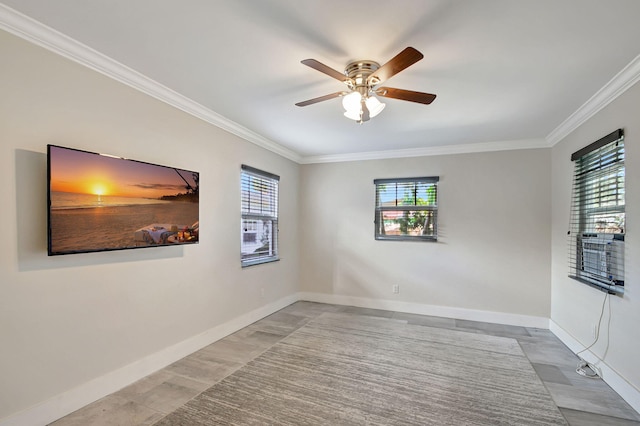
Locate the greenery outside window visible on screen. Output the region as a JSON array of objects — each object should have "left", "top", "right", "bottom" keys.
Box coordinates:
[
  {"left": 374, "top": 177, "right": 439, "bottom": 241},
  {"left": 241, "top": 165, "right": 279, "bottom": 267}
]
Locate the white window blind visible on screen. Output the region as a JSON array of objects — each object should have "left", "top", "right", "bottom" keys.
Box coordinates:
[
  {"left": 241, "top": 165, "right": 279, "bottom": 266},
  {"left": 568, "top": 129, "right": 625, "bottom": 294},
  {"left": 374, "top": 177, "right": 439, "bottom": 241}
]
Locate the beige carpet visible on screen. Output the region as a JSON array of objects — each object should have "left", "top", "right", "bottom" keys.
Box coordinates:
[{"left": 155, "top": 312, "right": 567, "bottom": 425}]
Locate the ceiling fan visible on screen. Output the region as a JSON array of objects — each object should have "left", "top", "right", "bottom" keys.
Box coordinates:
[{"left": 295, "top": 47, "right": 436, "bottom": 123}]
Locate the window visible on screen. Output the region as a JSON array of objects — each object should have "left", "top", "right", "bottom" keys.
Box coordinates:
[
  {"left": 241, "top": 165, "right": 279, "bottom": 266},
  {"left": 568, "top": 129, "right": 625, "bottom": 294},
  {"left": 374, "top": 177, "right": 439, "bottom": 241}
]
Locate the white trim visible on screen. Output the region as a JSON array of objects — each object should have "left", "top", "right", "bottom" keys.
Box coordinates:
[
  {"left": 0, "top": 3, "right": 301, "bottom": 164},
  {"left": 546, "top": 54, "right": 640, "bottom": 146},
  {"left": 0, "top": 294, "right": 298, "bottom": 426},
  {"left": 550, "top": 320, "right": 640, "bottom": 414},
  {"left": 300, "top": 138, "right": 549, "bottom": 164},
  {"left": 297, "top": 292, "right": 550, "bottom": 328}
]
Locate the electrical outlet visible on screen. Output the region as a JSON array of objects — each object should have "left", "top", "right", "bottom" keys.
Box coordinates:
[{"left": 392, "top": 285, "right": 399, "bottom": 294}]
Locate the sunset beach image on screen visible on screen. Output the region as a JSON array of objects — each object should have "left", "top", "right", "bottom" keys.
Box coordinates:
[{"left": 47, "top": 145, "right": 199, "bottom": 255}]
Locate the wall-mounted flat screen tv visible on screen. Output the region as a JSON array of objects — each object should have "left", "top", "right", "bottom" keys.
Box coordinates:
[{"left": 47, "top": 145, "right": 199, "bottom": 255}]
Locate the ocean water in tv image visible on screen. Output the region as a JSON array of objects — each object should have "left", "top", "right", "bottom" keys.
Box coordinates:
[
  {"left": 50, "top": 191, "right": 172, "bottom": 210},
  {"left": 48, "top": 145, "right": 199, "bottom": 255}
]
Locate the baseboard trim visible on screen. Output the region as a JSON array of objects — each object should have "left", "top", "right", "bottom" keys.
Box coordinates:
[
  {"left": 0, "top": 294, "right": 298, "bottom": 426},
  {"left": 297, "top": 292, "right": 550, "bottom": 329},
  {"left": 549, "top": 320, "right": 640, "bottom": 414}
]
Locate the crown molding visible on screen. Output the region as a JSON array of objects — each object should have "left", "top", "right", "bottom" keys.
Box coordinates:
[
  {"left": 0, "top": 3, "right": 302, "bottom": 163},
  {"left": 546, "top": 54, "right": 640, "bottom": 146},
  {"left": 4, "top": 3, "right": 639, "bottom": 164},
  {"left": 300, "top": 138, "right": 548, "bottom": 164}
]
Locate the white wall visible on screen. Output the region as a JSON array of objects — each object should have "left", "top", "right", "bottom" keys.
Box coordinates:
[
  {"left": 299, "top": 149, "right": 552, "bottom": 322},
  {"left": 0, "top": 30, "right": 299, "bottom": 422},
  {"left": 551, "top": 81, "right": 640, "bottom": 401}
]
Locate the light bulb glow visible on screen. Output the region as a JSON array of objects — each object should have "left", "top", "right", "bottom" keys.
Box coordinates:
[{"left": 342, "top": 91, "right": 362, "bottom": 112}]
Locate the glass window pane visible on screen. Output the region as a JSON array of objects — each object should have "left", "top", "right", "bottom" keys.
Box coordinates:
[
  {"left": 241, "top": 219, "right": 275, "bottom": 256},
  {"left": 397, "top": 182, "right": 416, "bottom": 206},
  {"left": 416, "top": 183, "right": 436, "bottom": 206},
  {"left": 242, "top": 176, "right": 278, "bottom": 217},
  {"left": 587, "top": 212, "right": 625, "bottom": 233},
  {"left": 377, "top": 210, "right": 436, "bottom": 237},
  {"left": 377, "top": 183, "right": 397, "bottom": 207}
]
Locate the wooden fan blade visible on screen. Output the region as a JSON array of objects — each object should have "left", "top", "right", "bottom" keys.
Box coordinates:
[
  {"left": 376, "top": 87, "right": 436, "bottom": 105},
  {"left": 368, "top": 47, "right": 424, "bottom": 85},
  {"left": 301, "top": 59, "right": 349, "bottom": 83},
  {"left": 295, "top": 91, "right": 346, "bottom": 107}
]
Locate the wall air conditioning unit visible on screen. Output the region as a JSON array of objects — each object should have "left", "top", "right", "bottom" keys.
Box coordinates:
[{"left": 581, "top": 233, "right": 624, "bottom": 286}]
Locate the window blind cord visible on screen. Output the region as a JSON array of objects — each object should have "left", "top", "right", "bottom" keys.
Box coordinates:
[{"left": 575, "top": 292, "right": 609, "bottom": 379}]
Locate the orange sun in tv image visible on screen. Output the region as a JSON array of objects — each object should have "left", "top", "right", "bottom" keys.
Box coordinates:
[
  {"left": 75, "top": 179, "right": 111, "bottom": 197},
  {"left": 92, "top": 183, "right": 107, "bottom": 196}
]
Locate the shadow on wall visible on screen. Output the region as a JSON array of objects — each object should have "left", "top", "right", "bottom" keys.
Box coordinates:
[
  {"left": 15, "top": 149, "right": 183, "bottom": 272},
  {"left": 332, "top": 240, "right": 395, "bottom": 299}
]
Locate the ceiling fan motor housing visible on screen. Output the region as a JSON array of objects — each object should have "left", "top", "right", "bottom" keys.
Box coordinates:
[{"left": 344, "top": 60, "right": 380, "bottom": 93}]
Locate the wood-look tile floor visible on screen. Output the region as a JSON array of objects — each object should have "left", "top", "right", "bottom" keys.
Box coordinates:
[{"left": 49, "top": 302, "right": 640, "bottom": 425}]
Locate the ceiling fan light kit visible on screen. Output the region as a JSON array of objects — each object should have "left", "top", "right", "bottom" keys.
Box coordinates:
[
  {"left": 296, "top": 47, "right": 436, "bottom": 124},
  {"left": 342, "top": 91, "right": 362, "bottom": 112},
  {"left": 365, "top": 96, "right": 385, "bottom": 117},
  {"left": 340, "top": 90, "right": 385, "bottom": 122}
]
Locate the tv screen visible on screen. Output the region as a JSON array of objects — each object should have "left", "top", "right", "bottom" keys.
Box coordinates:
[{"left": 47, "top": 145, "right": 199, "bottom": 255}]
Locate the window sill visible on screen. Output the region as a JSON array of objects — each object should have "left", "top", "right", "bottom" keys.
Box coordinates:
[
  {"left": 375, "top": 235, "right": 437, "bottom": 242},
  {"left": 241, "top": 257, "right": 280, "bottom": 268},
  {"left": 569, "top": 275, "right": 624, "bottom": 295}
]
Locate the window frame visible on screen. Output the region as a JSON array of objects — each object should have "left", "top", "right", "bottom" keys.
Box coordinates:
[
  {"left": 568, "top": 129, "right": 625, "bottom": 294},
  {"left": 240, "top": 165, "right": 279, "bottom": 267},
  {"left": 374, "top": 176, "right": 439, "bottom": 242}
]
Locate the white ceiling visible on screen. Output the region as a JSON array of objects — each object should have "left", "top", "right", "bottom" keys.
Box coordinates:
[{"left": 2, "top": 0, "right": 640, "bottom": 162}]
